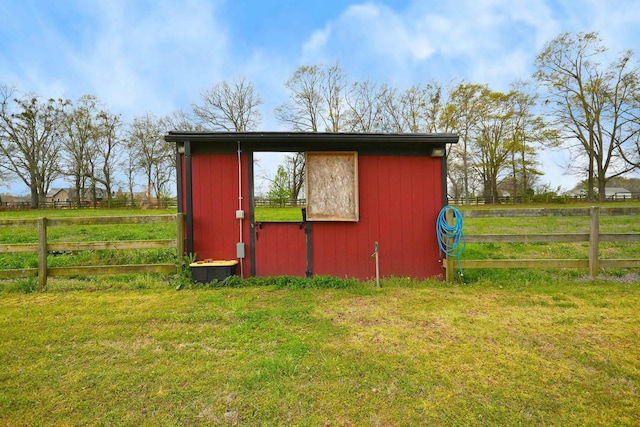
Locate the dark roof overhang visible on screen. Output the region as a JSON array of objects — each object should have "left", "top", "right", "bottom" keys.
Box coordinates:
[{"left": 165, "top": 131, "right": 458, "bottom": 156}]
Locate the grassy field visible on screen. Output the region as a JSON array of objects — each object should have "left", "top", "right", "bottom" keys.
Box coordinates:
[
  {"left": 1, "top": 275, "right": 639, "bottom": 426},
  {"left": 0, "top": 208, "right": 178, "bottom": 270},
  {"left": 1, "top": 205, "right": 639, "bottom": 425}
]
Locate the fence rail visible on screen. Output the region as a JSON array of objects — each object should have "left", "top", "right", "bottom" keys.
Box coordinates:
[
  {"left": 0, "top": 214, "right": 185, "bottom": 289},
  {"left": 445, "top": 206, "right": 640, "bottom": 281},
  {"left": 447, "top": 193, "right": 640, "bottom": 205}
]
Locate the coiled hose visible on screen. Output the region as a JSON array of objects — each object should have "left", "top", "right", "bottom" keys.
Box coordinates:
[{"left": 436, "top": 206, "right": 466, "bottom": 276}]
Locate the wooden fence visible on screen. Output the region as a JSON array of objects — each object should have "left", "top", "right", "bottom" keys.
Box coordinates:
[
  {"left": 0, "top": 214, "right": 185, "bottom": 289},
  {"left": 444, "top": 206, "right": 640, "bottom": 281}
]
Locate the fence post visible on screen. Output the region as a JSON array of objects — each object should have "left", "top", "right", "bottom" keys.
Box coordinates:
[
  {"left": 445, "top": 208, "right": 455, "bottom": 283},
  {"left": 176, "top": 213, "right": 185, "bottom": 261},
  {"left": 589, "top": 206, "right": 600, "bottom": 278},
  {"left": 38, "top": 217, "right": 48, "bottom": 290}
]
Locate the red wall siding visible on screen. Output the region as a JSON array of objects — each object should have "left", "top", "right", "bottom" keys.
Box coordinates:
[
  {"left": 312, "top": 155, "right": 444, "bottom": 280},
  {"left": 254, "top": 222, "right": 307, "bottom": 277},
  {"left": 187, "top": 153, "right": 444, "bottom": 280},
  {"left": 189, "top": 153, "right": 252, "bottom": 276}
]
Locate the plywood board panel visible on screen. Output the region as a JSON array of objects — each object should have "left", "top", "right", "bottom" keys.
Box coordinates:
[{"left": 306, "top": 152, "right": 358, "bottom": 221}]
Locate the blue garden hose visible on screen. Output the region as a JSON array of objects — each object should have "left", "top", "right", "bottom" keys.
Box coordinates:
[{"left": 436, "top": 206, "right": 465, "bottom": 276}]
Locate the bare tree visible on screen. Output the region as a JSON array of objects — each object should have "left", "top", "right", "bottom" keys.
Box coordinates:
[
  {"left": 0, "top": 84, "right": 69, "bottom": 207},
  {"left": 128, "top": 113, "right": 174, "bottom": 202},
  {"left": 377, "top": 84, "right": 404, "bottom": 132},
  {"left": 344, "top": 79, "right": 385, "bottom": 132},
  {"left": 534, "top": 31, "right": 640, "bottom": 201},
  {"left": 192, "top": 77, "right": 263, "bottom": 131},
  {"left": 320, "top": 61, "right": 347, "bottom": 132},
  {"left": 275, "top": 65, "right": 324, "bottom": 131},
  {"left": 275, "top": 61, "right": 348, "bottom": 132},
  {"left": 164, "top": 109, "right": 203, "bottom": 132},
  {"left": 91, "top": 109, "right": 122, "bottom": 207},
  {"left": 62, "top": 95, "right": 99, "bottom": 206}
]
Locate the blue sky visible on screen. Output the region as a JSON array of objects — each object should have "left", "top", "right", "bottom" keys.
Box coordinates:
[{"left": 2, "top": 0, "right": 640, "bottom": 195}]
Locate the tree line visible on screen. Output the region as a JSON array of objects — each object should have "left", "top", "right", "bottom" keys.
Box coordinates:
[{"left": 1, "top": 31, "right": 639, "bottom": 207}]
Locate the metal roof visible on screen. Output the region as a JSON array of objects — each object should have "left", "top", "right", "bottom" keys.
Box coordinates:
[{"left": 165, "top": 131, "right": 458, "bottom": 155}]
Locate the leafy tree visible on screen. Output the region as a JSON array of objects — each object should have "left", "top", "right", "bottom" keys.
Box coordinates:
[
  {"left": 266, "top": 165, "right": 292, "bottom": 206},
  {"left": 504, "top": 81, "right": 555, "bottom": 200},
  {"left": 0, "top": 84, "right": 69, "bottom": 207},
  {"left": 192, "top": 77, "right": 263, "bottom": 131},
  {"left": 284, "top": 152, "right": 305, "bottom": 204},
  {"left": 441, "top": 82, "right": 486, "bottom": 204},
  {"left": 534, "top": 31, "right": 640, "bottom": 201},
  {"left": 472, "top": 88, "right": 514, "bottom": 203}
]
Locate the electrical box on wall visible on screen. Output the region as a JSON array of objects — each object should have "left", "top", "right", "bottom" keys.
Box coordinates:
[
  {"left": 235, "top": 210, "right": 245, "bottom": 219},
  {"left": 236, "top": 242, "right": 245, "bottom": 258}
]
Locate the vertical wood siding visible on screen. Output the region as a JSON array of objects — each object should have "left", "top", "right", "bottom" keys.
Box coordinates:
[
  {"left": 312, "top": 155, "right": 444, "bottom": 279},
  {"left": 189, "top": 153, "right": 252, "bottom": 275},
  {"left": 254, "top": 223, "right": 307, "bottom": 277},
  {"left": 188, "top": 153, "right": 444, "bottom": 280}
]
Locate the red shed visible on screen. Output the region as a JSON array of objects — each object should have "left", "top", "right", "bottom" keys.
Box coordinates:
[{"left": 165, "top": 132, "right": 458, "bottom": 281}]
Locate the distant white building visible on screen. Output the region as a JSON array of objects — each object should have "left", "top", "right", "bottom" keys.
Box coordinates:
[{"left": 605, "top": 187, "right": 633, "bottom": 199}]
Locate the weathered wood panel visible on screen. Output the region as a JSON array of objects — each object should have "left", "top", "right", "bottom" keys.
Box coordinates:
[
  {"left": 599, "top": 259, "right": 640, "bottom": 268},
  {"left": 466, "top": 234, "right": 589, "bottom": 243},
  {"left": 0, "top": 244, "right": 38, "bottom": 253},
  {"left": 460, "top": 259, "right": 589, "bottom": 269},
  {"left": 462, "top": 207, "right": 640, "bottom": 218},
  {"left": 0, "top": 269, "right": 38, "bottom": 278},
  {"left": 47, "top": 240, "right": 176, "bottom": 251},
  {"left": 306, "top": 152, "right": 359, "bottom": 221},
  {"left": 0, "top": 219, "right": 38, "bottom": 227},
  {"left": 47, "top": 215, "right": 176, "bottom": 226},
  {"left": 599, "top": 233, "right": 640, "bottom": 242}
]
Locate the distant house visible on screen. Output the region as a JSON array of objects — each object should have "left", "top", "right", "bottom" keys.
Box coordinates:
[
  {"left": 45, "top": 187, "right": 109, "bottom": 207},
  {"left": 46, "top": 188, "right": 72, "bottom": 205},
  {"left": 605, "top": 187, "right": 633, "bottom": 200}
]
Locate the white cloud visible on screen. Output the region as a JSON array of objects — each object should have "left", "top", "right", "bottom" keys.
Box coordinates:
[
  {"left": 296, "top": 0, "right": 564, "bottom": 89},
  {"left": 3, "top": 0, "right": 640, "bottom": 195},
  {"left": 69, "top": 0, "right": 229, "bottom": 119}
]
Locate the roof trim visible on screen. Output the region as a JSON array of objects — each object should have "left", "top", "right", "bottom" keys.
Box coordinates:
[
  {"left": 166, "top": 131, "right": 458, "bottom": 155},
  {"left": 165, "top": 131, "right": 458, "bottom": 144}
]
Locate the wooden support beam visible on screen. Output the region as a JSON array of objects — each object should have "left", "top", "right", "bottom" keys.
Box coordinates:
[
  {"left": 37, "top": 218, "right": 47, "bottom": 290},
  {"left": 589, "top": 206, "right": 600, "bottom": 277}
]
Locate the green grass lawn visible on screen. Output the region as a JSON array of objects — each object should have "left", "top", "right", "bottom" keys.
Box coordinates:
[
  {"left": 0, "top": 276, "right": 638, "bottom": 426},
  {"left": 1, "top": 206, "right": 639, "bottom": 425},
  {"left": 0, "top": 209, "right": 178, "bottom": 270}
]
